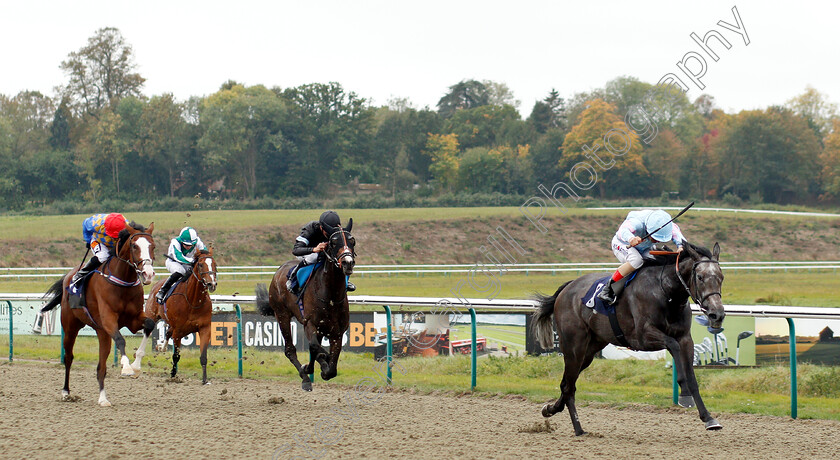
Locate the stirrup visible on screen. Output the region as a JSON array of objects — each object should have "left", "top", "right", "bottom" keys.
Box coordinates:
[{"left": 346, "top": 281, "right": 356, "bottom": 292}]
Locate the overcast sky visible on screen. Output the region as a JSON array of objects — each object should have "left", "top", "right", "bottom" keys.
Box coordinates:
[{"left": 1, "top": 1, "right": 836, "bottom": 116}]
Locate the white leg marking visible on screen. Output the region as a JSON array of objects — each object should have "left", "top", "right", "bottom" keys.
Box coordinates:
[
  {"left": 120, "top": 354, "right": 135, "bottom": 377},
  {"left": 62, "top": 389, "right": 70, "bottom": 401},
  {"left": 131, "top": 334, "right": 149, "bottom": 374},
  {"left": 98, "top": 389, "right": 111, "bottom": 407}
]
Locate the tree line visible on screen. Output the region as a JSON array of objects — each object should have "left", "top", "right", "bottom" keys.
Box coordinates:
[{"left": 1, "top": 27, "right": 839, "bottom": 211}]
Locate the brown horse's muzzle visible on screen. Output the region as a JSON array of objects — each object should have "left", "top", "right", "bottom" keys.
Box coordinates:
[{"left": 140, "top": 263, "right": 155, "bottom": 285}]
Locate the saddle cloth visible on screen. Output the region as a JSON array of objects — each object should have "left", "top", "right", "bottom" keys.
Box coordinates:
[{"left": 581, "top": 272, "right": 637, "bottom": 315}]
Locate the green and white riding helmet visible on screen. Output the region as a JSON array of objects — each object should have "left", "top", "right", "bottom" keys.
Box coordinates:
[{"left": 177, "top": 227, "right": 198, "bottom": 247}]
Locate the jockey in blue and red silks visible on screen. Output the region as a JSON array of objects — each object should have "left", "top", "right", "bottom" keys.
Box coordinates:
[
  {"left": 71, "top": 212, "right": 130, "bottom": 285},
  {"left": 597, "top": 209, "right": 687, "bottom": 305}
]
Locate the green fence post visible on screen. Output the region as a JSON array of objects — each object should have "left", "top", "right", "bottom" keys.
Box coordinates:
[
  {"left": 672, "top": 357, "right": 678, "bottom": 405},
  {"left": 383, "top": 305, "right": 393, "bottom": 384},
  {"left": 787, "top": 318, "right": 798, "bottom": 419},
  {"left": 470, "top": 308, "right": 477, "bottom": 391},
  {"left": 7, "top": 301, "right": 13, "bottom": 362},
  {"left": 235, "top": 304, "right": 243, "bottom": 378},
  {"left": 60, "top": 323, "right": 65, "bottom": 364},
  {"left": 113, "top": 341, "right": 118, "bottom": 367}
]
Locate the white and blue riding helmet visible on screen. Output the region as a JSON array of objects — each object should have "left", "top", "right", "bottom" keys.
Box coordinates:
[{"left": 645, "top": 210, "right": 673, "bottom": 242}]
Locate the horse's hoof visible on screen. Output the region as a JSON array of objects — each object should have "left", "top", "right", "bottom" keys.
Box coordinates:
[
  {"left": 61, "top": 393, "right": 71, "bottom": 402},
  {"left": 99, "top": 400, "right": 112, "bottom": 407},
  {"left": 302, "top": 381, "right": 313, "bottom": 392},
  {"left": 541, "top": 403, "right": 553, "bottom": 418},
  {"left": 203, "top": 381, "right": 211, "bottom": 386},
  {"left": 575, "top": 430, "right": 587, "bottom": 437},
  {"left": 705, "top": 418, "right": 723, "bottom": 430},
  {"left": 120, "top": 371, "right": 135, "bottom": 378},
  {"left": 678, "top": 395, "right": 695, "bottom": 408}
]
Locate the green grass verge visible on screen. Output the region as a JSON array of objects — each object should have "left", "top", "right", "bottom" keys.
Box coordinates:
[
  {"left": 4, "top": 335, "right": 839, "bottom": 420},
  {"left": 6, "top": 270, "right": 840, "bottom": 307}
]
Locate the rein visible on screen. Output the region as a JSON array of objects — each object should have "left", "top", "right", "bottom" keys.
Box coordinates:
[{"left": 675, "top": 251, "right": 721, "bottom": 312}]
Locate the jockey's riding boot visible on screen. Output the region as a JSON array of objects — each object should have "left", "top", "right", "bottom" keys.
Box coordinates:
[
  {"left": 72, "top": 258, "right": 102, "bottom": 285},
  {"left": 596, "top": 281, "right": 617, "bottom": 305},
  {"left": 156, "top": 273, "right": 182, "bottom": 304},
  {"left": 286, "top": 261, "right": 303, "bottom": 296},
  {"left": 346, "top": 280, "right": 356, "bottom": 292}
]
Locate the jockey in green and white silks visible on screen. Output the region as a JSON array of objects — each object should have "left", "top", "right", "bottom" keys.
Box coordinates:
[
  {"left": 156, "top": 227, "right": 207, "bottom": 304},
  {"left": 596, "top": 210, "right": 687, "bottom": 305}
]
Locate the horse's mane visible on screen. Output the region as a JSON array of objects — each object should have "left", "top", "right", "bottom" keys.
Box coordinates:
[
  {"left": 117, "top": 221, "right": 148, "bottom": 245},
  {"left": 641, "top": 242, "right": 714, "bottom": 268}
]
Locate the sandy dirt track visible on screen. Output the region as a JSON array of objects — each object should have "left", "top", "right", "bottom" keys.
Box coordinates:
[{"left": 1, "top": 361, "right": 838, "bottom": 460}]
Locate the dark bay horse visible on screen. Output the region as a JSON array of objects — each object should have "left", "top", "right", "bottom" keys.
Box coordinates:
[
  {"left": 145, "top": 249, "right": 217, "bottom": 384},
  {"left": 256, "top": 219, "right": 355, "bottom": 391},
  {"left": 532, "top": 242, "right": 725, "bottom": 435},
  {"left": 41, "top": 222, "right": 157, "bottom": 406}
]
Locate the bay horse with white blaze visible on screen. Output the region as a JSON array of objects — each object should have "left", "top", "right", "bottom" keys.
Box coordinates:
[
  {"left": 532, "top": 242, "right": 725, "bottom": 435},
  {"left": 41, "top": 222, "right": 156, "bottom": 406},
  {"left": 255, "top": 219, "right": 355, "bottom": 391},
  {"left": 145, "top": 249, "right": 217, "bottom": 384}
]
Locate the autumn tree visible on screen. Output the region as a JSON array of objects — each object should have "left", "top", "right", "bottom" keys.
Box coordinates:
[
  {"left": 423, "top": 133, "right": 460, "bottom": 191},
  {"left": 786, "top": 86, "right": 838, "bottom": 139},
  {"left": 819, "top": 119, "right": 840, "bottom": 200},
  {"left": 561, "top": 99, "right": 648, "bottom": 197}
]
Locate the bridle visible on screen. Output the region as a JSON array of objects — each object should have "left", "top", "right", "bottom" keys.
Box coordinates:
[
  {"left": 114, "top": 232, "right": 154, "bottom": 279},
  {"left": 323, "top": 226, "right": 355, "bottom": 268},
  {"left": 192, "top": 254, "right": 217, "bottom": 291},
  {"left": 675, "top": 250, "right": 722, "bottom": 313}
]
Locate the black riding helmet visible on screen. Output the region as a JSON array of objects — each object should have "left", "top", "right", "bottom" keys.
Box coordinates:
[{"left": 319, "top": 210, "right": 341, "bottom": 228}]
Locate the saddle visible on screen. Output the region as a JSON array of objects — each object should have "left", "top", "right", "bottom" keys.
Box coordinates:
[
  {"left": 582, "top": 272, "right": 638, "bottom": 349},
  {"left": 160, "top": 276, "right": 187, "bottom": 304},
  {"left": 582, "top": 272, "right": 637, "bottom": 315},
  {"left": 289, "top": 260, "right": 324, "bottom": 300},
  {"left": 67, "top": 271, "right": 96, "bottom": 309}
]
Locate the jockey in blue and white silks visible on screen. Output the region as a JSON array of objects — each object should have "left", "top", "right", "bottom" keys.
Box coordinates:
[{"left": 597, "top": 210, "right": 687, "bottom": 305}]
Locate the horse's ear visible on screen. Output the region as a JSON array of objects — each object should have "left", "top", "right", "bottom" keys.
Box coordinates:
[
  {"left": 713, "top": 242, "right": 720, "bottom": 261},
  {"left": 147, "top": 222, "right": 155, "bottom": 234},
  {"left": 345, "top": 218, "right": 353, "bottom": 233}
]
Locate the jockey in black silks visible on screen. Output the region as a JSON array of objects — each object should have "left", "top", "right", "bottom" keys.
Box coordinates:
[{"left": 286, "top": 210, "right": 356, "bottom": 296}]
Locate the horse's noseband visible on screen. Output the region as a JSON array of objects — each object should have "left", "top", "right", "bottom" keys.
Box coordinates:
[{"left": 676, "top": 252, "right": 722, "bottom": 312}]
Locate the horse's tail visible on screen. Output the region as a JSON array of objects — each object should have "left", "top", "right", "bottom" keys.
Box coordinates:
[
  {"left": 531, "top": 280, "right": 572, "bottom": 350},
  {"left": 41, "top": 279, "right": 64, "bottom": 312},
  {"left": 255, "top": 283, "right": 273, "bottom": 316}
]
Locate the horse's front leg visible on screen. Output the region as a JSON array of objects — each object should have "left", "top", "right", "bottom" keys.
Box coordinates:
[
  {"left": 677, "top": 334, "right": 722, "bottom": 430},
  {"left": 130, "top": 317, "right": 155, "bottom": 375},
  {"left": 198, "top": 324, "right": 211, "bottom": 385},
  {"left": 321, "top": 334, "right": 342, "bottom": 380},
  {"left": 95, "top": 330, "right": 113, "bottom": 406},
  {"left": 276, "top": 313, "right": 311, "bottom": 391},
  {"left": 171, "top": 337, "right": 182, "bottom": 378}
]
